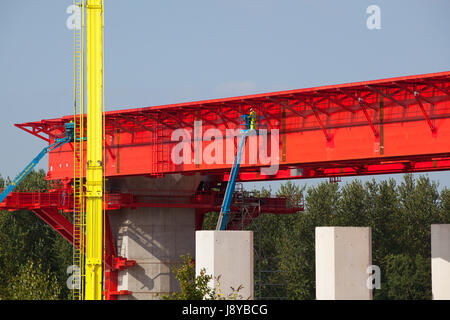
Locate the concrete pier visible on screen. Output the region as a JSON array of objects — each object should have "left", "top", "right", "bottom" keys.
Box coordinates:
[
  {"left": 431, "top": 224, "right": 450, "bottom": 300},
  {"left": 109, "top": 174, "right": 203, "bottom": 299},
  {"left": 315, "top": 227, "right": 372, "bottom": 300},
  {"left": 196, "top": 231, "right": 254, "bottom": 300}
]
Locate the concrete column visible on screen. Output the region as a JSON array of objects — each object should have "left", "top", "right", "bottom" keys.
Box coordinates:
[
  {"left": 109, "top": 174, "right": 203, "bottom": 300},
  {"left": 196, "top": 231, "right": 254, "bottom": 300},
  {"left": 315, "top": 227, "right": 372, "bottom": 300},
  {"left": 431, "top": 224, "right": 450, "bottom": 300}
]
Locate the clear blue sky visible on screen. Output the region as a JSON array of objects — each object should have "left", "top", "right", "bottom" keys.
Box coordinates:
[{"left": 0, "top": 0, "right": 449, "bottom": 192}]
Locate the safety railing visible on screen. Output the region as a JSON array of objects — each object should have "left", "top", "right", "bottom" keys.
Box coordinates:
[{"left": 0, "top": 189, "right": 304, "bottom": 213}]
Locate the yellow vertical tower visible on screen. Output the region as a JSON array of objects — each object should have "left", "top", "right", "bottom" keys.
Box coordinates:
[{"left": 85, "top": 0, "right": 104, "bottom": 300}]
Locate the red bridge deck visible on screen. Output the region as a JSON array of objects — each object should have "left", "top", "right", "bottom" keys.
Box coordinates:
[{"left": 15, "top": 71, "right": 450, "bottom": 181}]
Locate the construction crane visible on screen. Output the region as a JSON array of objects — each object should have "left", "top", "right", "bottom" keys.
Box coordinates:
[
  {"left": 0, "top": 123, "right": 76, "bottom": 204},
  {"left": 216, "top": 111, "right": 256, "bottom": 230}
]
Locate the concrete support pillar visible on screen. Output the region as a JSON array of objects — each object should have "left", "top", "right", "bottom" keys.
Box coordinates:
[
  {"left": 315, "top": 227, "right": 372, "bottom": 300},
  {"left": 431, "top": 224, "right": 450, "bottom": 300},
  {"left": 109, "top": 174, "right": 203, "bottom": 299},
  {"left": 196, "top": 231, "right": 254, "bottom": 300}
]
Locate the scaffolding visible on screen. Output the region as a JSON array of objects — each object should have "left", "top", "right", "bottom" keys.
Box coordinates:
[{"left": 228, "top": 186, "right": 303, "bottom": 300}]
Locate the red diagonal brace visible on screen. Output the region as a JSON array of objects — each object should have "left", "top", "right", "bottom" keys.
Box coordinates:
[
  {"left": 160, "top": 110, "right": 192, "bottom": 129},
  {"left": 357, "top": 97, "right": 379, "bottom": 138},
  {"left": 104, "top": 140, "right": 116, "bottom": 160},
  {"left": 120, "top": 114, "right": 155, "bottom": 133},
  {"left": 14, "top": 124, "right": 51, "bottom": 142},
  {"left": 32, "top": 208, "right": 74, "bottom": 244},
  {"left": 414, "top": 91, "right": 436, "bottom": 133},
  {"left": 311, "top": 106, "right": 331, "bottom": 141},
  {"left": 303, "top": 99, "right": 331, "bottom": 141},
  {"left": 366, "top": 85, "right": 407, "bottom": 108},
  {"left": 284, "top": 102, "right": 307, "bottom": 119},
  {"left": 429, "top": 82, "right": 450, "bottom": 99}
]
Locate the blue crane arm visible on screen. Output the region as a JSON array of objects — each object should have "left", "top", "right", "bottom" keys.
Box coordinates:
[
  {"left": 216, "top": 129, "right": 249, "bottom": 230},
  {"left": 0, "top": 123, "right": 75, "bottom": 204}
]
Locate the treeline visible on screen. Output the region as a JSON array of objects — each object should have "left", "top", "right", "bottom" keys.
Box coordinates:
[
  {"left": 0, "top": 170, "right": 72, "bottom": 300},
  {"left": 218, "top": 175, "right": 449, "bottom": 300},
  {"left": 0, "top": 170, "right": 449, "bottom": 299}
]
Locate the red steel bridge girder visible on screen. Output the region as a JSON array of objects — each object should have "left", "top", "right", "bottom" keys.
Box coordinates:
[{"left": 14, "top": 71, "right": 450, "bottom": 181}]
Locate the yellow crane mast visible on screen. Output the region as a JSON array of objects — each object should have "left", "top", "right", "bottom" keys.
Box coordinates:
[{"left": 85, "top": 0, "right": 104, "bottom": 300}]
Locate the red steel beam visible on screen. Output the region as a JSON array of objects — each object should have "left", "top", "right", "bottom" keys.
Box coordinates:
[
  {"left": 32, "top": 208, "right": 74, "bottom": 244},
  {"left": 11, "top": 71, "right": 450, "bottom": 181}
]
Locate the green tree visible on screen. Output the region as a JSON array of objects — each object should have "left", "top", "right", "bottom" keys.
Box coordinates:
[
  {"left": 202, "top": 211, "right": 219, "bottom": 230},
  {"left": 335, "top": 180, "right": 369, "bottom": 226},
  {"left": 439, "top": 187, "right": 450, "bottom": 224},
  {"left": 397, "top": 174, "right": 440, "bottom": 257},
  {"left": 7, "top": 259, "right": 61, "bottom": 300},
  {"left": 382, "top": 254, "right": 431, "bottom": 300},
  {"left": 373, "top": 174, "right": 446, "bottom": 299},
  {"left": 273, "top": 182, "right": 339, "bottom": 299},
  {"left": 260, "top": 176, "right": 446, "bottom": 300},
  {"left": 163, "top": 254, "right": 215, "bottom": 300}
]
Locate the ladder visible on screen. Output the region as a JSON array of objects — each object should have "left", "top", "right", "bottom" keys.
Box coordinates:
[
  {"left": 72, "top": 0, "right": 85, "bottom": 300},
  {"left": 152, "top": 124, "right": 170, "bottom": 175}
]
